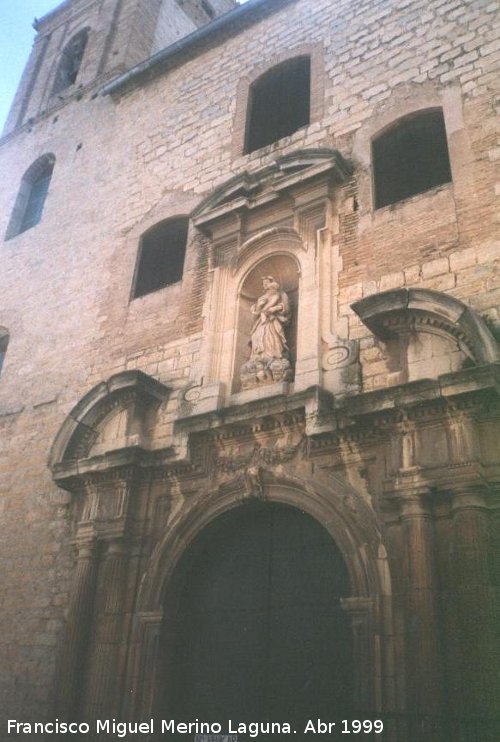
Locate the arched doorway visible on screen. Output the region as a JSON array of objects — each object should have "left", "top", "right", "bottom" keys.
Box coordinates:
[{"left": 157, "top": 502, "right": 353, "bottom": 738}]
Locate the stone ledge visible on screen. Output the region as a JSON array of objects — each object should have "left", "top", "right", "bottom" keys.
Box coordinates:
[
  {"left": 344, "top": 363, "right": 500, "bottom": 418},
  {"left": 52, "top": 444, "right": 178, "bottom": 490}
]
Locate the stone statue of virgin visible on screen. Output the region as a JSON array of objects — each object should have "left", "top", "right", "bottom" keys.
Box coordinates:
[
  {"left": 240, "top": 276, "right": 293, "bottom": 389},
  {"left": 250, "top": 276, "right": 290, "bottom": 360}
]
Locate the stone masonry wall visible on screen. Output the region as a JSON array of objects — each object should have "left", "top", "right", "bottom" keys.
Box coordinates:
[{"left": 0, "top": 0, "right": 499, "bottom": 724}]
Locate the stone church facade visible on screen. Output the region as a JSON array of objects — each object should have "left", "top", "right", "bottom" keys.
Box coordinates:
[{"left": 0, "top": 0, "right": 499, "bottom": 739}]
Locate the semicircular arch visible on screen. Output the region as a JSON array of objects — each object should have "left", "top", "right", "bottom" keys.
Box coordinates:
[
  {"left": 138, "top": 462, "right": 386, "bottom": 614},
  {"left": 233, "top": 226, "right": 304, "bottom": 276},
  {"left": 129, "top": 462, "right": 393, "bottom": 719}
]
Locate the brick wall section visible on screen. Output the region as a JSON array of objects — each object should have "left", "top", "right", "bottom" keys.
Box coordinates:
[{"left": 0, "top": 0, "right": 499, "bottom": 723}]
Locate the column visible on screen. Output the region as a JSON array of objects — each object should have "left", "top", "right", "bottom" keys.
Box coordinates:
[
  {"left": 448, "top": 488, "right": 497, "bottom": 718},
  {"left": 340, "top": 597, "right": 376, "bottom": 712},
  {"left": 398, "top": 489, "right": 443, "bottom": 715},
  {"left": 55, "top": 538, "right": 99, "bottom": 720},
  {"left": 82, "top": 538, "right": 130, "bottom": 726},
  {"left": 125, "top": 611, "right": 164, "bottom": 721}
]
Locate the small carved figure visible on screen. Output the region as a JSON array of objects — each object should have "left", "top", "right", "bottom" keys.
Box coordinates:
[
  {"left": 240, "top": 276, "right": 293, "bottom": 389},
  {"left": 244, "top": 463, "right": 264, "bottom": 498}
]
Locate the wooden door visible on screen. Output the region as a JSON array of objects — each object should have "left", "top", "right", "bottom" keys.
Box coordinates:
[{"left": 164, "top": 503, "right": 352, "bottom": 738}]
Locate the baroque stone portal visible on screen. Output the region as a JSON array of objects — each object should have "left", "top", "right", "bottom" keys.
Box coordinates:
[{"left": 240, "top": 276, "right": 293, "bottom": 389}]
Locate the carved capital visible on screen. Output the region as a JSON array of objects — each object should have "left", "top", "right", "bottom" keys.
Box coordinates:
[
  {"left": 103, "top": 537, "right": 128, "bottom": 556},
  {"left": 74, "top": 539, "right": 98, "bottom": 560},
  {"left": 450, "top": 487, "right": 488, "bottom": 513},
  {"left": 136, "top": 610, "right": 164, "bottom": 628},
  {"left": 75, "top": 466, "right": 140, "bottom": 540},
  {"left": 397, "top": 490, "right": 432, "bottom": 520}
]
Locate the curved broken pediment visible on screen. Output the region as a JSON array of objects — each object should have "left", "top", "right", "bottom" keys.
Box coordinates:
[
  {"left": 192, "top": 148, "right": 352, "bottom": 227},
  {"left": 353, "top": 288, "right": 499, "bottom": 365},
  {"left": 352, "top": 288, "right": 500, "bottom": 385},
  {"left": 49, "top": 371, "right": 170, "bottom": 474}
]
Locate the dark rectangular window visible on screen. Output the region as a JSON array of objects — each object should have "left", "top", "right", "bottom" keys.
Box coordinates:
[
  {"left": 133, "top": 218, "right": 188, "bottom": 299},
  {"left": 5, "top": 153, "right": 55, "bottom": 240},
  {"left": 373, "top": 109, "right": 452, "bottom": 209},
  {"left": 245, "top": 57, "right": 311, "bottom": 154},
  {"left": 52, "top": 28, "right": 89, "bottom": 95}
]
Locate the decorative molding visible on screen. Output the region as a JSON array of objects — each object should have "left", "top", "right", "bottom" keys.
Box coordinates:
[
  {"left": 216, "top": 438, "right": 305, "bottom": 473},
  {"left": 192, "top": 149, "right": 352, "bottom": 227},
  {"left": 321, "top": 341, "right": 358, "bottom": 370},
  {"left": 50, "top": 369, "right": 500, "bottom": 501},
  {"left": 232, "top": 227, "right": 304, "bottom": 273}
]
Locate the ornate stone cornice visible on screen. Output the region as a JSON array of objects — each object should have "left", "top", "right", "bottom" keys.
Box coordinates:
[
  {"left": 346, "top": 364, "right": 500, "bottom": 422},
  {"left": 51, "top": 365, "right": 500, "bottom": 496},
  {"left": 174, "top": 385, "right": 323, "bottom": 436}
]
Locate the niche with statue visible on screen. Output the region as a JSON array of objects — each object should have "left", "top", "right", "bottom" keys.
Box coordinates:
[{"left": 234, "top": 255, "right": 299, "bottom": 392}]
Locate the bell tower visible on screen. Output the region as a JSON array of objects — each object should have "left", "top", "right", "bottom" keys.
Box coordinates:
[{"left": 2, "top": 0, "right": 236, "bottom": 136}]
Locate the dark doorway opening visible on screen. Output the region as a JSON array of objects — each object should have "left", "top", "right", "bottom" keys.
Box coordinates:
[{"left": 159, "top": 502, "right": 353, "bottom": 740}]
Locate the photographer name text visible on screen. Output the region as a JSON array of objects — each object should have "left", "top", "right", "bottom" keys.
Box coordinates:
[{"left": 7, "top": 718, "right": 384, "bottom": 737}]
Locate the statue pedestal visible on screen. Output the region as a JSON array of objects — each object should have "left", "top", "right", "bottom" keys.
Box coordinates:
[
  {"left": 229, "top": 381, "right": 291, "bottom": 406},
  {"left": 240, "top": 355, "right": 292, "bottom": 391}
]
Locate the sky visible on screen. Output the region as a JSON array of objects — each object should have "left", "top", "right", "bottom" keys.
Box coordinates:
[{"left": 0, "top": 0, "right": 250, "bottom": 131}]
